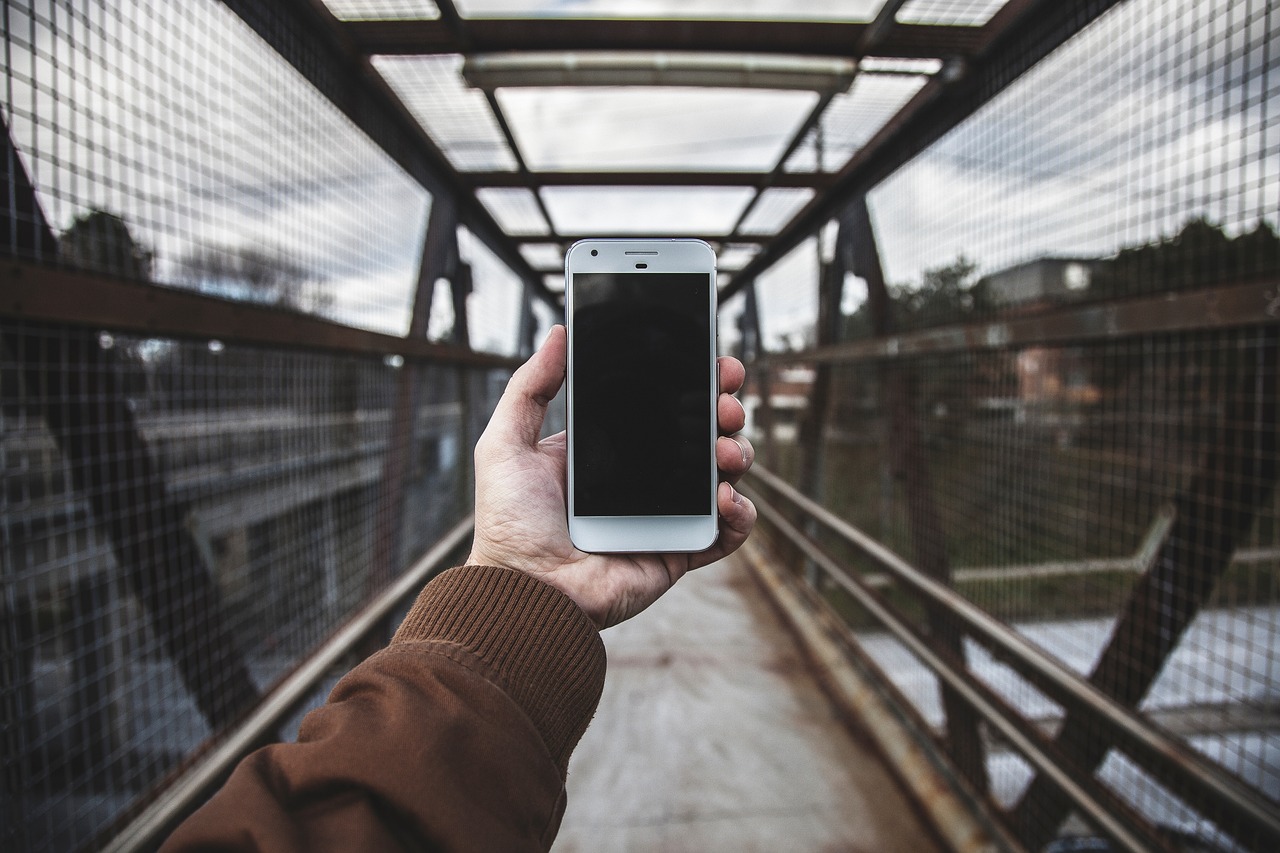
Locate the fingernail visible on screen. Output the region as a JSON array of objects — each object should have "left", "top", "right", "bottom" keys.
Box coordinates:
[
  {"left": 730, "top": 485, "right": 744, "bottom": 504},
  {"left": 733, "top": 436, "right": 749, "bottom": 465}
]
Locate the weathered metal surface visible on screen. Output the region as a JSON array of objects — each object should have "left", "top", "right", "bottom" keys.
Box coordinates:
[
  {"left": 744, "top": 483, "right": 1176, "bottom": 853},
  {"left": 1011, "top": 325, "right": 1280, "bottom": 852},
  {"left": 754, "top": 278, "right": 1280, "bottom": 366},
  {"left": 724, "top": 0, "right": 1127, "bottom": 299},
  {"left": 345, "top": 19, "right": 983, "bottom": 59},
  {"left": 739, "top": 541, "right": 1015, "bottom": 853},
  {"left": 553, "top": 559, "right": 943, "bottom": 853},
  {"left": 462, "top": 171, "right": 833, "bottom": 189},
  {"left": 0, "top": 262, "right": 521, "bottom": 368},
  {"left": 220, "top": 0, "right": 546, "bottom": 301},
  {"left": 746, "top": 467, "right": 1280, "bottom": 852},
  {"left": 100, "top": 518, "right": 475, "bottom": 853}
]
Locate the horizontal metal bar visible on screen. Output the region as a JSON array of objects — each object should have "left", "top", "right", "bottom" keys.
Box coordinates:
[
  {"left": 746, "top": 466, "right": 1280, "bottom": 849},
  {"left": 220, "top": 0, "right": 552, "bottom": 307},
  {"left": 345, "top": 19, "right": 982, "bottom": 60},
  {"left": 724, "top": 0, "right": 1125, "bottom": 299},
  {"left": 519, "top": 234, "right": 768, "bottom": 247},
  {"left": 751, "top": 278, "right": 1280, "bottom": 366},
  {"left": 739, "top": 540, "right": 1019, "bottom": 853},
  {"left": 101, "top": 515, "right": 476, "bottom": 853},
  {"left": 1, "top": 262, "right": 521, "bottom": 369},
  {"left": 743, "top": 483, "right": 1164, "bottom": 853},
  {"left": 464, "top": 170, "right": 833, "bottom": 189}
]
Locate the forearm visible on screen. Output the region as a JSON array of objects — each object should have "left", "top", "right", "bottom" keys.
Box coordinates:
[{"left": 162, "top": 565, "right": 606, "bottom": 853}]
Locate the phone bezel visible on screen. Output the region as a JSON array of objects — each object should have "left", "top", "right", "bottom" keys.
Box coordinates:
[{"left": 564, "top": 238, "right": 719, "bottom": 553}]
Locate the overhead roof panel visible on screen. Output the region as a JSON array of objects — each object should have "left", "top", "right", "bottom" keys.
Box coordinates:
[
  {"left": 476, "top": 188, "right": 550, "bottom": 235},
  {"left": 541, "top": 186, "right": 755, "bottom": 235},
  {"left": 738, "top": 188, "right": 816, "bottom": 236},
  {"left": 497, "top": 87, "right": 821, "bottom": 172},
  {"left": 896, "top": 0, "right": 1006, "bottom": 26},
  {"left": 455, "top": 0, "right": 887, "bottom": 21},
  {"left": 373, "top": 55, "right": 519, "bottom": 172},
  {"left": 785, "top": 74, "right": 930, "bottom": 173},
  {"left": 322, "top": 0, "right": 440, "bottom": 19},
  {"left": 520, "top": 244, "right": 565, "bottom": 272}
]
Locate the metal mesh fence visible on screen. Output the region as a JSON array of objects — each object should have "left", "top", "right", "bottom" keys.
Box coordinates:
[
  {"left": 740, "top": 0, "right": 1279, "bottom": 848},
  {"left": 0, "top": 324, "right": 500, "bottom": 852},
  {"left": 0, "top": 2, "right": 522, "bottom": 851}
]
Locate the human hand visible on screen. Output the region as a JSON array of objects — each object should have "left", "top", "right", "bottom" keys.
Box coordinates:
[{"left": 466, "top": 324, "right": 756, "bottom": 629}]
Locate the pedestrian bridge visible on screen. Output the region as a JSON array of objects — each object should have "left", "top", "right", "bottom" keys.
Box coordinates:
[{"left": 2, "top": 1, "right": 1278, "bottom": 851}]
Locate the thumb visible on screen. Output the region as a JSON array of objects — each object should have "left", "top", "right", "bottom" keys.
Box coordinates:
[{"left": 485, "top": 325, "right": 566, "bottom": 449}]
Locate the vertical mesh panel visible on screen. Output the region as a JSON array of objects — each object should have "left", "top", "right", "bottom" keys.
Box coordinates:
[
  {"left": 747, "top": 0, "right": 1280, "bottom": 848},
  {"left": 0, "top": 327, "right": 495, "bottom": 852},
  {"left": 0, "top": 2, "right": 514, "bottom": 851}
]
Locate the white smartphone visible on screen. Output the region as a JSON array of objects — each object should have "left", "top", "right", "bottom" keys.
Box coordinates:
[{"left": 565, "top": 238, "right": 719, "bottom": 553}]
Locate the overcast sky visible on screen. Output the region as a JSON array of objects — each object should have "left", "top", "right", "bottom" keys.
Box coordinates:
[{"left": 6, "top": 0, "right": 1275, "bottom": 354}]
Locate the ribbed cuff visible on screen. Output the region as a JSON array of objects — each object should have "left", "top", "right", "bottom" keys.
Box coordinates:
[{"left": 392, "top": 565, "right": 606, "bottom": 774}]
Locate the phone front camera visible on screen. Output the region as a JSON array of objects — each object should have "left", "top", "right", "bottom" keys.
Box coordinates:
[{"left": 590, "top": 249, "right": 598, "bottom": 256}]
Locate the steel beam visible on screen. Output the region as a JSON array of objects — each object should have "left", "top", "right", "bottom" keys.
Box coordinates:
[
  {"left": 1, "top": 262, "right": 520, "bottom": 369},
  {"left": 751, "top": 277, "right": 1280, "bottom": 366},
  {"left": 518, "top": 234, "right": 767, "bottom": 248},
  {"left": 723, "top": 0, "right": 1127, "bottom": 300},
  {"left": 345, "top": 19, "right": 982, "bottom": 59},
  {"left": 464, "top": 171, "right": 833, "bottom": 189},
  {"left": 747, "top": 467, "right": 1280, "bottom": 853},
  {"left": 220, "top": 0, "right": 551, "bottom": 305}
]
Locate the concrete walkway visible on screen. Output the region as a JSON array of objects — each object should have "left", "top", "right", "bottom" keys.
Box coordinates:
[{"left": 552, "top": 558, "right": 942, "bottom": 853}]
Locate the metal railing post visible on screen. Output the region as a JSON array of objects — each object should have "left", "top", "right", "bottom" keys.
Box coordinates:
[{"left": 851, "top": 194, "right": 990, "bottom": 795}]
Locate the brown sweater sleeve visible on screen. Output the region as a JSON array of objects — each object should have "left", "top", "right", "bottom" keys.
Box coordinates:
[{"left": 161, "top": 565, "right": 607, "bottom": 853}]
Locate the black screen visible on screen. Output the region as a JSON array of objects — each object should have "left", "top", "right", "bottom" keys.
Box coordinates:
[{"left": 572, "top": 272, "right": 712, "bottom": 516}]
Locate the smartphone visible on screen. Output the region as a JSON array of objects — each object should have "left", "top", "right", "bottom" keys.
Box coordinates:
[{"left": 565, "top": 238, "right": 719, "bottom": 553}]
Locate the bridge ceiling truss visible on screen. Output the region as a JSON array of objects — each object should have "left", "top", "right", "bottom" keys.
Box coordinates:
[{"left": 259, "top": 0, "right": 1119, "bottom": 303}]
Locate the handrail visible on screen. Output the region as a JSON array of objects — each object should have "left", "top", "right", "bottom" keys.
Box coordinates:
[
  {"left": 101, "top": 515, "right": 476, "bottom": 853},
  {"left": 746, "top": 277, "right": 1278, "bottom": 366},
  {"left": 745, "top": 466, "right": 1280, "bottom": 851},
  {"left": 1, "top": 262, "right": 522, "bottom": 369},
  {"left": 745, "top": 483, "right": 1167, "bottom": 852}
]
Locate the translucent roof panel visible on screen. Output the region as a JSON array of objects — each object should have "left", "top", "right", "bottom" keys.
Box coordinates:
[
  {"left": 497, "top": 87, "right": 820, "bottom": 172},
  {"left": 718, "top": 244, "right": 762, "bottom": 271},
  {"left": 459, "top": 227, "right": 523, "bottom": 355},
  {"left": 541, "top": 187, "right": 755, "bottom": 234},
  {"left": 785, "top": 74, "right": 929, "bottom": 172},
  {"left": 738, "top": 188, "right": 816, "bottom": 236},
  {"left": 896, "top": 0, "right": 1006, "bottom": 26},
  {"left": 373, "top": 55, "right": 518, "bottom": 172},
  {"left": 456, "top": 1, "right": 886, "bottom": 21},
  {"left": 322, "top": 0, "right": 440, "bottom": 19},
  {"left": 476, "top": 188, "right": 550, "bottom": 235},
  {"left": 520, "top": 243, "right": 565, "bottom": 271}
]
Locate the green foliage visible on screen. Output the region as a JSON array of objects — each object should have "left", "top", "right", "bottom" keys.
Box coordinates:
[
  {"left": 841, "top": 254, "right": 988, "bottom": 340},
  {"left": 1090, "top": 217, "right": 1280, "bottom": 300},
  {"left": 60, "top": 209, "right": 154, "bottom": 279}
]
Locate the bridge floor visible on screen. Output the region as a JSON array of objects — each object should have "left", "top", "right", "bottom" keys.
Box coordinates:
[{"left": 552, "top": 557, "right": 942, "bottom": 853}]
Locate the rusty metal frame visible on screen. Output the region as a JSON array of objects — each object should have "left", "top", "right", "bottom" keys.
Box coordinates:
[
  {"left": 221, "top": 0, "right": 551, "bottom": 305},
  {"left": 744, "top": 478, "right": 1174, "bottom": 853},
  {"left": 750, "top": 277, "right": 1280, "bottom": 367},
  {"left": 1, "top": 262, "right": 520, "bottom": 369},
  {"left": 100, "top": 516, "right": 476, "bottom": 853},
  {"left": 723, "top": 0, "right": 1128, "bottom": 299},
  {"left": 745, "top": 467, "right": 1280, "bottom": 852},
  {"left": 343, "top": 19, "right": 983, "bottom": 59},
  {"left": 463, "top": 171, "right": 834, "bottom": 189}
]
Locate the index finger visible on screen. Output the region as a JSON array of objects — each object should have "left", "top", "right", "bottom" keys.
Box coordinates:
[{"left": 717, "top": 356, "right": 746, "bottom": 396}]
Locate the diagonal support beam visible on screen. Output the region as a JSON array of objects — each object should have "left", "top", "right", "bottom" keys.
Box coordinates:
[
  {"left": 222, "top": 0, "right": 553, "bottom": 306},
  {"left": 722, "top": 0, "right": 1127, "bottom": 301}
]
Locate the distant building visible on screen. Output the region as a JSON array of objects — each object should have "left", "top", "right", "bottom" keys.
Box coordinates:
[
  {"left": 980, "top": 257, "right": 1101, "bottom": 307},
  {"left": 741, "top": 364, "right": 814, "bottom": 442}
]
